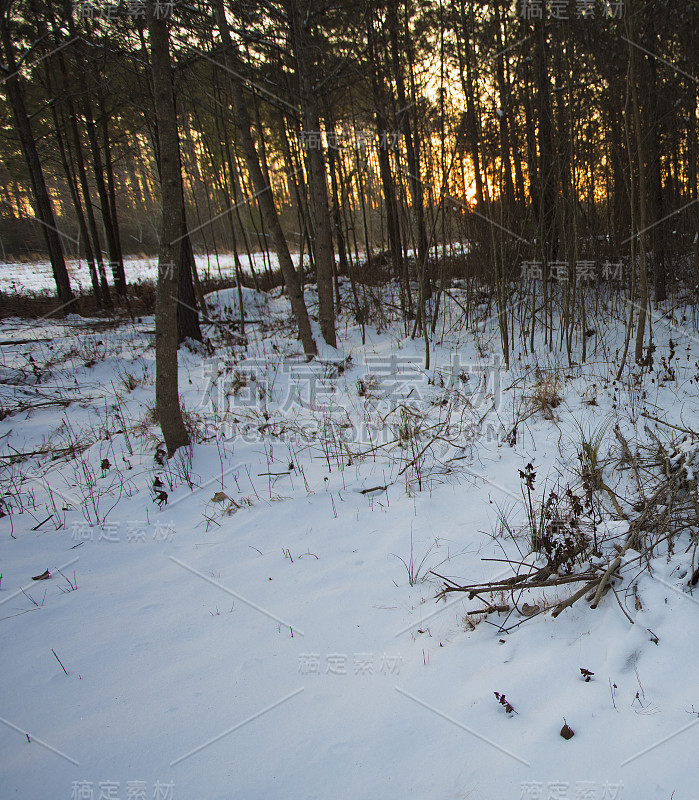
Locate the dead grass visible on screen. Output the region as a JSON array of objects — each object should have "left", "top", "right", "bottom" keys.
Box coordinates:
[{"left": 525, "top": 370, "right": 564, "bottom": 420}]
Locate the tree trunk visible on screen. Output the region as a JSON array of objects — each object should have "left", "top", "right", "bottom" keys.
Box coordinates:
[
  {"left": 0, "top": 3, "right": 74, "bottom": 309},
  {"left": 493, "top": 0, "right": 516, "bottom": 209},
  {"left": 177, "top": 226, "right": 203, "bottom": 344},
  {"left": 456, "top": 0, "right": 485, "bottom": 211},
  {"left": 148, "top": 1, "right": 191, "bottom": 457},
  {"left": 57, "top": 43, "right": 112, "bottom": 305},
  {"left": 533, "top": 17, "right": 557, "bottom": 263},
  {"left": 213, "top": 0, "right": 317, "bottom": 358},
  {"left": 628, "top": 5, "right": 649, "bottom": 364},
  {"left": 98, "top": 88, "right": 127, "bottom": 294},
  {"left": 81, "top": 87, "right": 125, "bottom": 296},
  {"left": 51, "top": 101, "right": 102, "bottom": 305},
  {"left": 388, "top": 0, "right": 429, "bottom": 275},
  {"left": 289, "top": 0, "right": 337, "bottom": 348},
  {"left": 367, "top": 13, "right": 410, "bottom": 315}
]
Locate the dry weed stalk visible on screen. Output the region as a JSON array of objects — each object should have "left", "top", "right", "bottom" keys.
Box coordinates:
[{"left": 437, "top": 430, "right": 699, "bottom": 624}]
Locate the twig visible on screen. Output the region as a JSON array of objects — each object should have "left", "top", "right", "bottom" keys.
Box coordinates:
[
  {"left": 591, "top": 470, "right": 683, "bottom": 609},
  {"left": 641, "top": 412, "right": 696, "bottom": 436},
  {"left": 397, "top": 429, "right": 448, "bottom": 477},
  {"left": 55, "top": 568, "right": 77, "bottom": 591},
  {"left": 428, "top": 570, "right": 462, "bottom": 588},
  {"left": 495, "top": 610, "right": 544, "bottom": 633},
  {"left": 20, "top": 587, "right": 39, "bottom": 607},
  {"left": 52, "top": 649, "right": 68, "bottom": 675},
  {"left": 438, "top": 571, "right": 595, "bottom": 599},
  {"left": 599, "top": 480, "right": 628, "bottom": 519},
  {"left": 0, "top": 608, "right": 39, "bottom": 622},
  {"left": 611, "top": 583, "right": 634, "bottom": 624}
]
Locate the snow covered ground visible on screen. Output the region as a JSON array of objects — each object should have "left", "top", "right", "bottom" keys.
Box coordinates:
[
  {"left": 0, "top": 253, "right": 264, "bottom": 294},
  {"left": 0, "top": 242, "right": 468, "bottom": 295},
  {"left": 1, "top": 280, "right": 698, "bottom": 800}
]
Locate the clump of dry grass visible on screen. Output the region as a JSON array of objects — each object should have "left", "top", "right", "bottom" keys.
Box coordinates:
[
  {"left": 117, "top": 367, "right": 149, "bottom": 393},
  {"left": 356, "top": 375, "right": 380, "bottom": 398},
  {"left": 525, "top": 370, "right": 564, "bottom": 420},
  {"left": 131, "top": 403, "right": 160, "bottom": 443}
]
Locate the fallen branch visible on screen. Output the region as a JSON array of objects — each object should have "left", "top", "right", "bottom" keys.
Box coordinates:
[{"left": 436, "top": 569, "right": 598, "bottom": 600}]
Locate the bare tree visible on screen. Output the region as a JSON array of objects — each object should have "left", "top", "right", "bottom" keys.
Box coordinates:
[
  {"left": 0, "top": 0, "right": 74, "bottom": 309},
  {"left": 148, "top": 0, "right": 190, "bottom": 456},
  {"left": 213, "top": 0, "right": 317, "bottom": 358},
  {"left": 287, "top": 0, "right": 337, "bottom": 348},
  {"left": 627, "top": 2, "right": 649, "bottom": 365}
]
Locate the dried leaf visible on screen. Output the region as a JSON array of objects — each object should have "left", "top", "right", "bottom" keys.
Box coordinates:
[
  {"left": 211, "top": 491, "right": 230, "bottom": 503},
  {"left": 494, "top": 692, "right": 517, "bottom": 714},
  {"left": 31, "top": 569, "right": 50, "bottom": 581},
  {"left": 560, "top": 722, "right": 574, "bottom": 740},
  {"left": 521, "top": 603, "right": 540, "bottom": 617}
]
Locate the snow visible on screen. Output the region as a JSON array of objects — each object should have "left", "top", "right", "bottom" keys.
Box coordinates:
[
  {"left": 0, "top": 243, "right": 470, "bottom": 296},
  {"left": 0, "top": 253, "right": 273, "bottom": 295},
  {"left": 1, "top": 278, "right": 698, "bottom": 799}
]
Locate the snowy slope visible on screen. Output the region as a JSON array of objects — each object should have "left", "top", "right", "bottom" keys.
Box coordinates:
[{"left": 1, "top": 284, "right": 698, "bottom": 800}]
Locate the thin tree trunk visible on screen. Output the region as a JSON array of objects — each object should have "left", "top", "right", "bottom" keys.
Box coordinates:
[
  {"left": 0, "top": 3, "right": 74, "bottom": 309},
  {"left": 52, "top": 103, "right": 102, "bottom": 304},
  {"left": 628, "top": 8, "right": 649, "bottom": 364},
  {"left": 289, "top": 0, "right": 337, "bottom": 348},
  {"left": 67, "top": 94, "right": 111, "bottom": 305},
  {"left": 493, "top": 0, "right": 515, "bottom": 209},
  {"left": 533, "top": 17, "right": 557, "bottom": 263},
  {"left": 367, "top": 16, "right": 410, "bottom": 315},
  {"left": 456, "top": 0, "right": 485, "bottom": 210},
  {"left": 148, "top": 1, "right": 190, "bottom": 457},
  {"left": 213, "top": 0, "right": 316, "bottom": 358},
  {"left": 81, "top": 87, "right": 125, "bottom": 295},
  {"left": 98, "top": 88, "right": 127, "bottom": 294}
]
